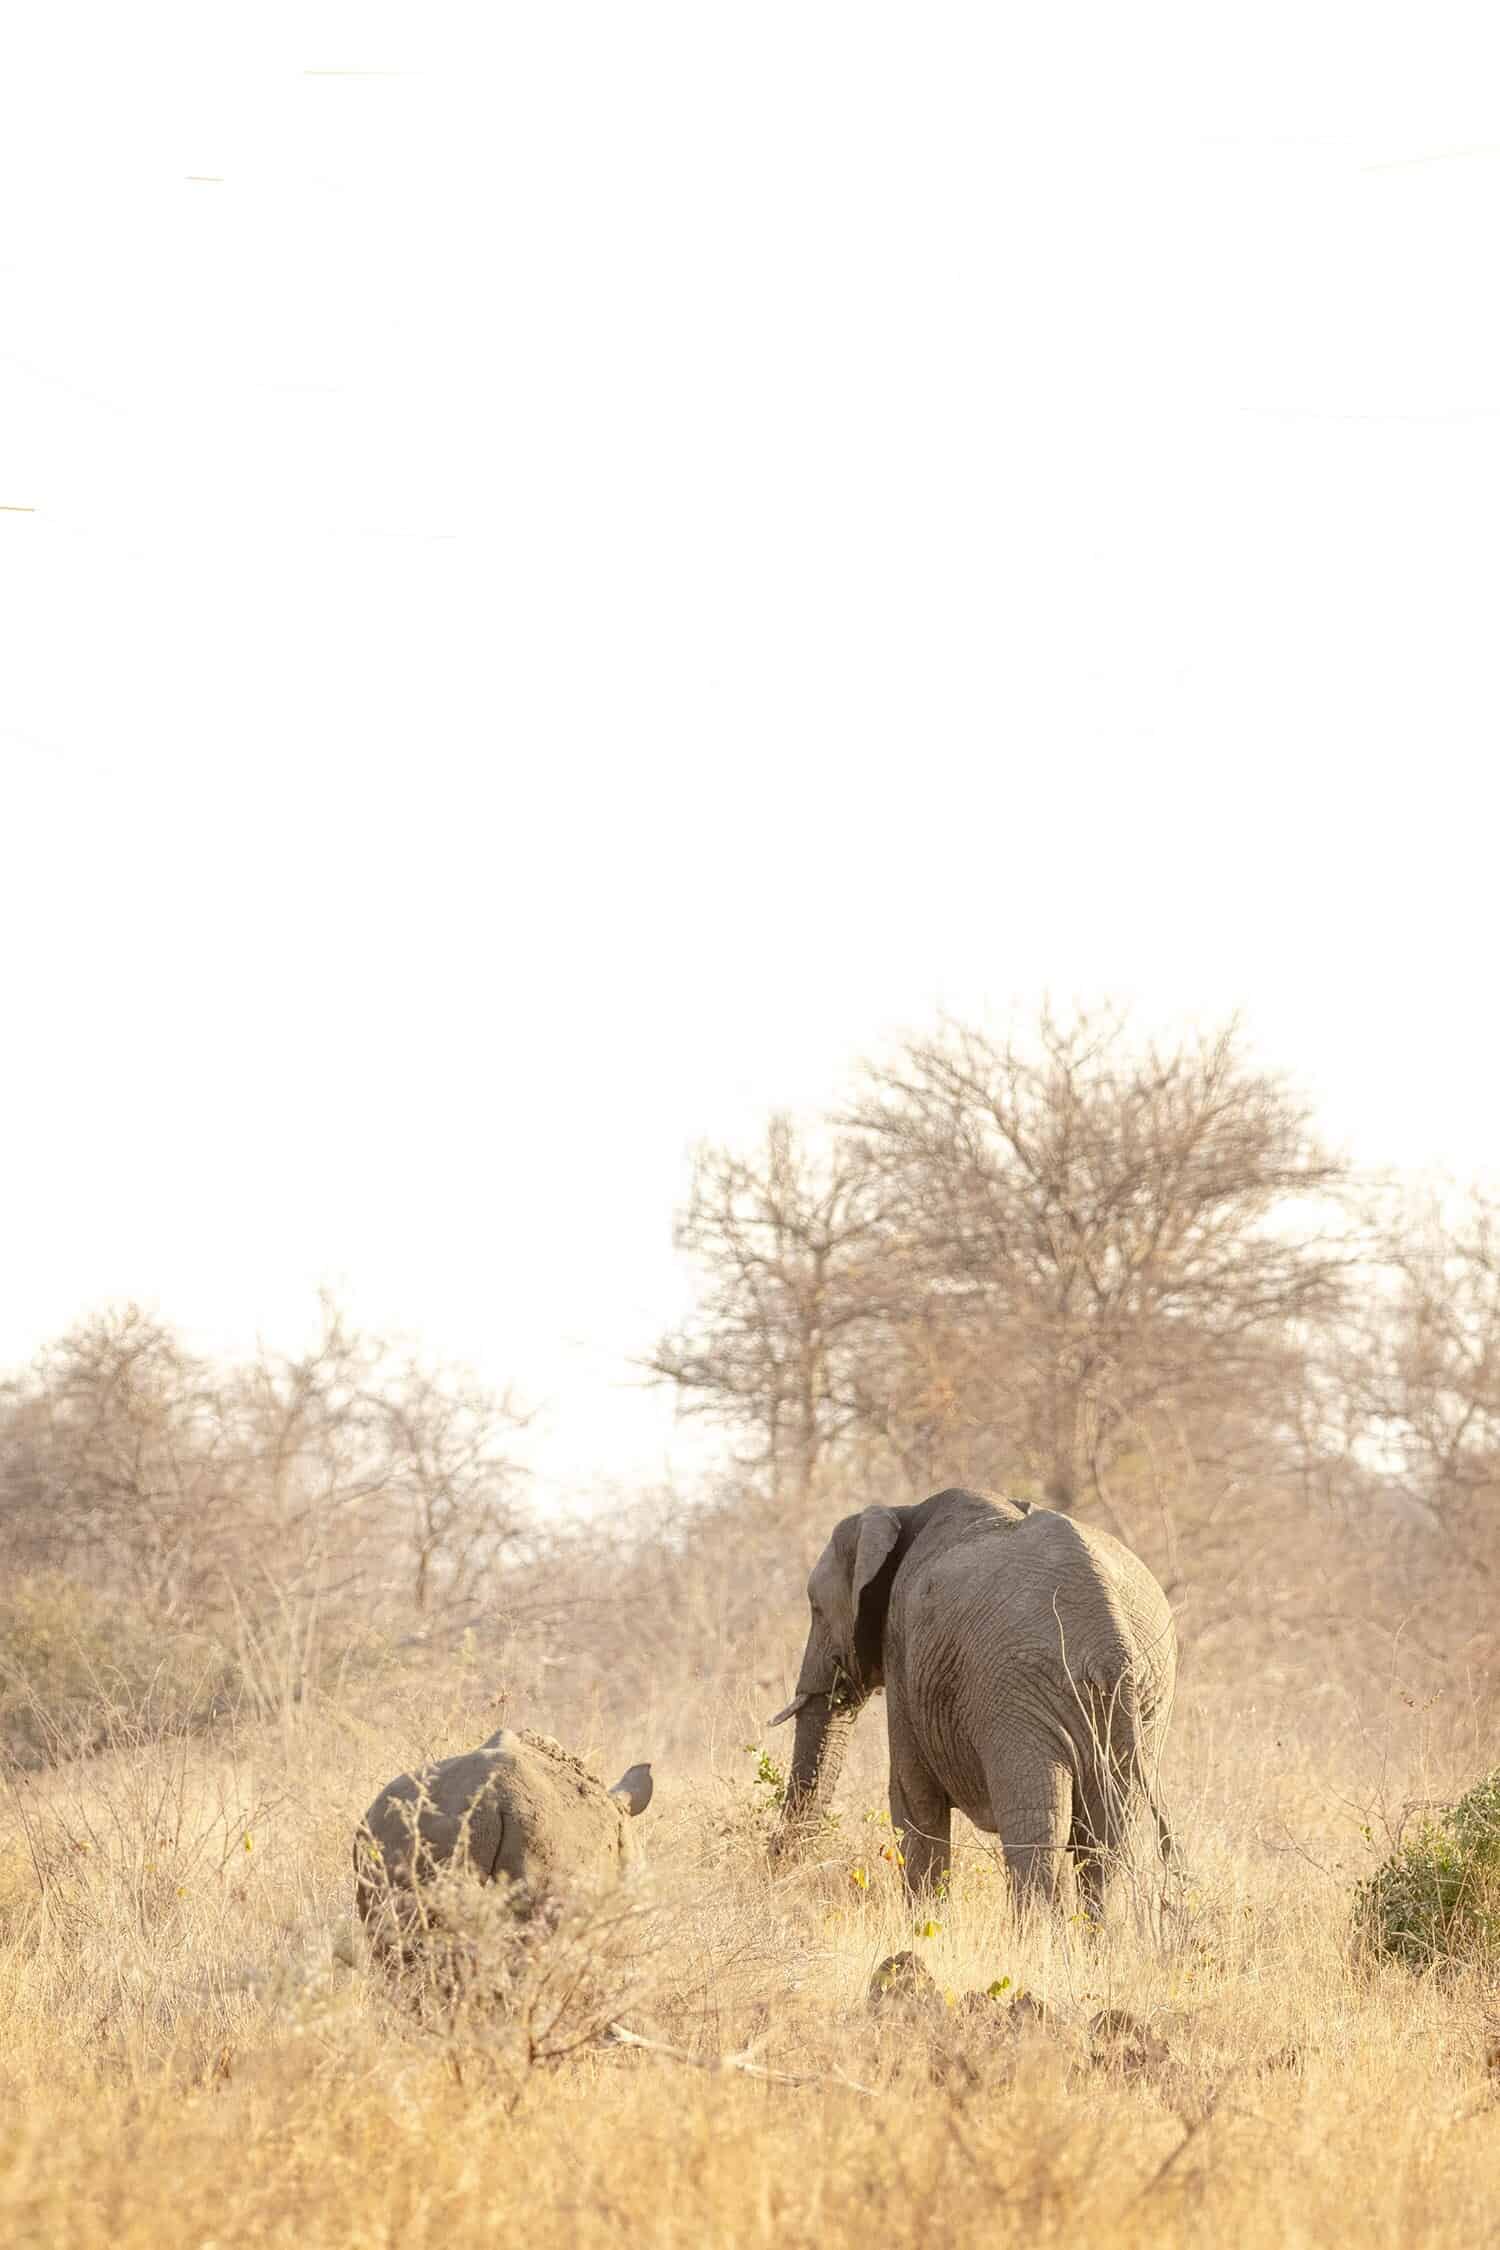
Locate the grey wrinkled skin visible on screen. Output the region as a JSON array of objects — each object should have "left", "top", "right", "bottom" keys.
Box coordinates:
[
  {"left": 354, "top": 1726, "right": 653, "bottom": 1961},
  {"left": 770, "top": 1489, "right": 1176, "bottom": 1913}
]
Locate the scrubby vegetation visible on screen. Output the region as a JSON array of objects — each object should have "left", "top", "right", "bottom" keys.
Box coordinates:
[
  {"left": 0, "top": 1572, "right": 236, "bottom": 1769},
  {"left": 1, "top": 1643, "right": 1498, "bottom": 2248},
  {"left": 2, "top": 1005, "right": 1498, "bottom": 2246},
  {"left": 1356, "top": 1768, "right": 1500, "bottom": 1974}
]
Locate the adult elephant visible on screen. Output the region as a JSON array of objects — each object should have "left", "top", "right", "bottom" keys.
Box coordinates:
[{"left": 769, "top": 1488, "right": 1176, "bottom": 1912}]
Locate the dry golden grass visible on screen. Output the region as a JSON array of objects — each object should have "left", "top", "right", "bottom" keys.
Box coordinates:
[{"left": 2, "top": 1657, "right": 1498, "bottom": 2250}]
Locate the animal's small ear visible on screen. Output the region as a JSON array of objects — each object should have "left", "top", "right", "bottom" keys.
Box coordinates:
[{"left": 609, "top": 1762, "right": 653, "bottom": 1817}]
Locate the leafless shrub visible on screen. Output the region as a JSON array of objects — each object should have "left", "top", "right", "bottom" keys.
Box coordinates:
[
  {"left": 371, "top": 1854, "right": 678, "bottom": 2093},
  {"left": 0, "top": 1296, "right": 531, "bottom": 1760}
]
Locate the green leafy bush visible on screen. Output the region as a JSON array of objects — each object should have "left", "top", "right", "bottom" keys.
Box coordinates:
[{"left": 1354, "top": 1768, "right": 1500, "bottom": 1972}]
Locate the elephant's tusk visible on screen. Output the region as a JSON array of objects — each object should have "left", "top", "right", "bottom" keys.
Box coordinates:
[{"left": 767, "top": 1693, "right": 814, "bottom": 1726}]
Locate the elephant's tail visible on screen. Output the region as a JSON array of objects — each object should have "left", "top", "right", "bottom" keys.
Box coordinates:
[
  {"left": 1115, "top": 1691, "right": 1173, "bottom": 1869},
  {"left": 1075, "top": 1679, "right": 1172, "bottom": 1869}
]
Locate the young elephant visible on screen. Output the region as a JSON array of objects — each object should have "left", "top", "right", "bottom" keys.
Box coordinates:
[
  {"left": 354, "top": 1726, "right": 653, "bottom": 1961},
  {"left": 770, "top": 1488, "right": 1175, "bottom": 1914}
]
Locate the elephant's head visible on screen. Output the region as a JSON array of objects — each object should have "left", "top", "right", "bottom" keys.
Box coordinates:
[{"left": 768, "top": 1506, "right": 903, "bottom": 1846}]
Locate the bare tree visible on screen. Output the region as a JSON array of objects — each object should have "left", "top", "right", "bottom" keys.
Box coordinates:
[
  {"left": 647, "top": 1117, "right": 890, "bottom": 1505},
  {"left": 223, "top": 1294, "right": 530, "bottom": 1616},
  {"left": 368, "top": 1355, "right": 532, "bottom": 1614},
  {"left": 846, "top": 1008, "right": 1350, "bottom": 1512},
  {"left": 0, "top": 1307, "right": 242, "bottom": 1612},
  {"left": 1340, "top": 1186, "right": 1500, "bottom": 1568},
  {"left": 650, "top": 1009, "right": 1350, "bottom": 1533},
  {"left": 0, "top": 1295, "right": 530, "bottom": 1627}
]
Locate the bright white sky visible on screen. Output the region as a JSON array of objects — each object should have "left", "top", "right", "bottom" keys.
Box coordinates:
[{"left": 4, "top": 5, "right": 1499, "bottom": 1506}]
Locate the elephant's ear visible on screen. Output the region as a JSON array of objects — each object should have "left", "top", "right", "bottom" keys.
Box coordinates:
[
  {"left": 851, "top": 1507, "right": 902, "bottom": 1611},
  {"left": 811, "top": 1507, "right": 904, "bottom": 1682},
  {"left": 848, "top": 1507, "right": 903, "bottom": 1672}
]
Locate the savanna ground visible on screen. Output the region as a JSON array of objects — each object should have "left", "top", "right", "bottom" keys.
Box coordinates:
[{"left": 3, "top": 1621, "right": 1498, "bottom": 2250}]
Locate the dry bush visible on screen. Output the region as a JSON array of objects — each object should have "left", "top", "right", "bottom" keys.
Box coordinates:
[
  {"left": 0, "top": 1297, "right": 530, "bottom": 1764},
  {"left": 369, "top": 1862, "right": 683, "bottom": 2084},
  {"left": 0, "top": 1573, "right": 238, "bottom": 1769}
]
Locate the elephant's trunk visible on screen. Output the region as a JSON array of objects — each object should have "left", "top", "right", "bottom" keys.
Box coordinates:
[{"left": 776, "top": 1698, "right": 856, "bottom": 1850}]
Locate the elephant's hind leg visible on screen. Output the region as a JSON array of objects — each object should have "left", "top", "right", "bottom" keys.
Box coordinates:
[
  {"left": 988, "top": 1754, "right": 1072, "bottom": 1910},
  {"left": 888, "top": 1760, "right": 951, "bottom": 1900}
]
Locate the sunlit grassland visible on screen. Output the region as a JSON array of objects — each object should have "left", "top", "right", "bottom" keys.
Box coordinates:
[{"left": 1, "top": 1660, "right": 1497, "bottom": 2249}]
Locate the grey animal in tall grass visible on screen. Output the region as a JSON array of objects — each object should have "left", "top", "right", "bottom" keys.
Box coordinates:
[
  {"left": 354, "top": 1726, "right": 653, "bottom": 1959},
  {"left": 769, "top": 1488, "right": 1176, "bottom": 1913}
]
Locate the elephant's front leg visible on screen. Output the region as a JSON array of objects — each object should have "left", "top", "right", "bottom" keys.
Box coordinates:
[{"left": 888, "top": 1758, "right": 951, "bottom": 1901}]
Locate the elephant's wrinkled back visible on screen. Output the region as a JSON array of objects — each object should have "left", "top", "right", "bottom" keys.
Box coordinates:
[
  {"left": 1013, "top": 1511, "right": 1173, "bottom": 1691},
  {"left": 894, "top": 1503, "right": 1174, "bottom": 1709},
  {"left": 1057, "top": 1516, "right": 1177, "bottom": 1703}
]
